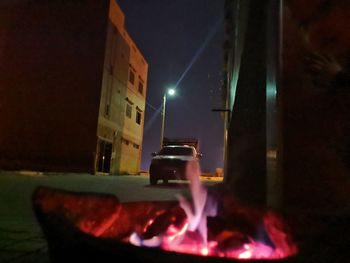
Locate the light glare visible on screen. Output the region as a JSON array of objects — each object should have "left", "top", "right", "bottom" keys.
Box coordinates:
[{"left": 168, "top": 89, "right": 175, "bottom": 96}]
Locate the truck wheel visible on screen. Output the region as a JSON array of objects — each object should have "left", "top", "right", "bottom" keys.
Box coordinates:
[{"left": 150, "top": 175, "right": 158, "bottom": 185}]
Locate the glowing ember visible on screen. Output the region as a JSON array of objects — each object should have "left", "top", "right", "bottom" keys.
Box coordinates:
[
  {"left": 128, "top": 161, "right": 297, "bottom": 260},
  {"left": 238, "top": 244, "right": 253, "bottom": 259},
  {"left": 165, "top": 221, "right": 189, "bottom": 243},
  {"left": 201, "top": 246, "right": 209, "bottom": 256},
  {"left": 234, "top": 241, "right": 275, "bottom": 259},
  {"left": 143, "top": 219, "right": 154, "bottom": 233}
]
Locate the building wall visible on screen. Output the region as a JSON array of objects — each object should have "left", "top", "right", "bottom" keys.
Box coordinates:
[
  {"left": 120, "top": 31, "right": 148, "bottom": 174},
  {"left": 97, "top": 19, "right": 129, "bottom": 174},
  {"left": 0, "top": 0, "right": 110, "bottom": 172},
  {"left": 223, "top": 0, "right": 268, "bottom": 206},
  {"left": 97, "top": 0, "right": 148, "bottom": 175}
]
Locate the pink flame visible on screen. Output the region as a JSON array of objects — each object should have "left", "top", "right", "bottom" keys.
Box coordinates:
[{"left": 129, "top": 161, "right": 297, "bottom": 260}]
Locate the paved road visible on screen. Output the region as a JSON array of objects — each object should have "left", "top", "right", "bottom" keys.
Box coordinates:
[{"left": 0, "top": 172, "right": 223, "bottom": 263}]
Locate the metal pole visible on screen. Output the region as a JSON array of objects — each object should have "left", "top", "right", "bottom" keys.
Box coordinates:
[
  {"left": 160, "top": 94, "right": 166, "bottom": 148},
  {"left": 266, "top": 0, "right": 282, "bottom": 208}
]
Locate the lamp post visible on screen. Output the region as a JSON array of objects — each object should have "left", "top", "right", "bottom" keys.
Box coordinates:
[{"left": 160, "top": 88, "right": 176, "bottom": 148}]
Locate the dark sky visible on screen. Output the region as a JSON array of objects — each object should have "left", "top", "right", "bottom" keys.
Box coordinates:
[{"left": 116, "top": 0, "right": 225, "bottom": 173}]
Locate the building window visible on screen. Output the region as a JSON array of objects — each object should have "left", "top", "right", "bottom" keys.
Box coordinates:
[
  {"left": 121, "top": 138, "right": 129, "bottom": 145},
  {"left": 136, "top": 110, "right": 142, "bottom": 125},
  {"left": 133, "top": 143, "right": 140, "bottom": 149},
  {"left": 138, "top": 80, "right": 144, "bottom": 94},
  {"left": 126, "top": 102, "right": 132, "bottom": 118},
  {"left": 129, "top": 69, "right": 135, "bottom": 85}
]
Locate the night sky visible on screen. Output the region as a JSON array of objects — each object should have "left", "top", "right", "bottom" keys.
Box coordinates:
[{"left": 116, "top": 0, "right": 225, "bottom": 173}]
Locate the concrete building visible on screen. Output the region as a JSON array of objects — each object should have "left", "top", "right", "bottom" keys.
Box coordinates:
[
  {"left": 96, "top": 0, "right": 148, "bottom": 175},
  {"left": 0, "top": 0, "right": 148, "bottom": 175}
]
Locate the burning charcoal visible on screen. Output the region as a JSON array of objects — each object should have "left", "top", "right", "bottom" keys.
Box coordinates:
[
  {"left": 33, "top": 169, "right": 298, "bottom": 261},
  {"left": 141, "top": 206, "right": 187, "bottom": 240},
  {"left": 213, "top": 230, "right": 249, "bottom": 251},
  {"left": 33, "top": 186, "right": 121, "bottom": 238},
  {"left": 109, "top": 201, "right": 179, "bottom": 240},
  {"left": 263, "top": 211, "right": 298, "bottom": 257}
]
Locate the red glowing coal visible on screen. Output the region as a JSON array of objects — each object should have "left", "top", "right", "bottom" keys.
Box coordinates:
[
  {"left": 126, "top": 162, "right": 297, "bottom": 260},
  {"left": 32, "top": 162, "right": 297, "bottom": 262}
]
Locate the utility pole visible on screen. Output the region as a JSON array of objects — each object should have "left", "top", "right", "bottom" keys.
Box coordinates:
[{"left": 160, "top": 94, "right": 166, "bottom": 148}]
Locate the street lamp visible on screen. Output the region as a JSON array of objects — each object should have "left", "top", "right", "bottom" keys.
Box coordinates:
[{"left": 160, "top": 88, "right": 176, "bottom": 148}]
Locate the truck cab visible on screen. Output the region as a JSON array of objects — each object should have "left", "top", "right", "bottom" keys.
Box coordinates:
[{"left": 149, "top": 138, "right": 202, "bottom": 185}]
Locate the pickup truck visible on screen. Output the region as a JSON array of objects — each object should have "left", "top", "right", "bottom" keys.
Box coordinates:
[{"left": 149, "top": 141, "right": 202, "bottom": 185}]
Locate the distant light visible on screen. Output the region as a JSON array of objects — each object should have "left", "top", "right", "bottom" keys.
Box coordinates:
[{"left": 168, "top": 89, "right": 176, "bottom": 96}]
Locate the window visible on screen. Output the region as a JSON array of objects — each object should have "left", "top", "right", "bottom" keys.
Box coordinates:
[
  {"left": 138, "top": 82, "right": 143, "bottom": 94},
  {"left": 138, "top": 76, "right": 143, "bottom": 94},
  {"left": 129, "top": 69, "right": 135, "bottom": 84},
  {"left": 136, "top": 110, "right": 142, "bottom": 125},
  {"left": 121, "top": 138, "right": 129, "bottom": 145},
  {"left": 133, "top": 143, "right": 140, "bottom": 149},
  {"left": 126, "top": 102, "right": 132, "bottom": 118},
  {"left": 158, "top": 146, "right": 194, "bottom": 156}
]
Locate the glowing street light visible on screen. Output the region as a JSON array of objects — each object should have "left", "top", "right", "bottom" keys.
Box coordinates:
[
  {"left": 160, "top": 88, "right": 176, "bottom": 148},
  {"left": 168, "top": 88, "right": 175, "bottom": 96}
]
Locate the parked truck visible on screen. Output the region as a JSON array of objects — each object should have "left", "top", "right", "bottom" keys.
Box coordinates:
[
  {"left": 162, "top": 137, "right": 200, "bottom": 150},
  {"left": 149, "top": 137, "right": 202, "bottom": 185}
]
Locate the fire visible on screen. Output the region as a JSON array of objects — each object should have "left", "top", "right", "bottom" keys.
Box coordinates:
[
  {"left": 238, "top": 244, "right": 253, "bottom": 259},
  {"left": 235, "top": 242, "right": 275, "bottom": 259},
  {"left": 129, "top": 161, "right": 297, "bottom": 260},
  {"left": 200, "top": 246, "right": 209, "bottom": 256},
  {"left": 165, "top": 221, "right": 189, "bottom": 243}
]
